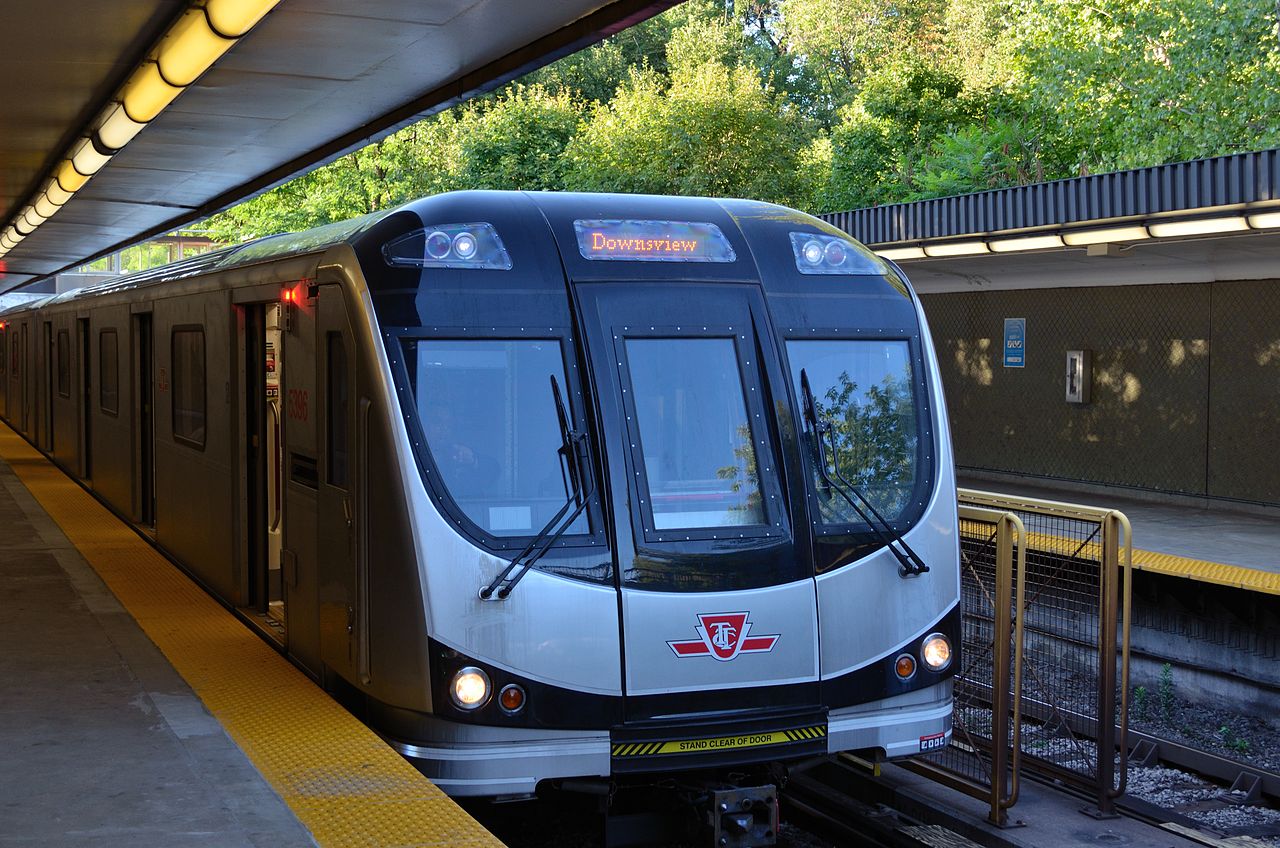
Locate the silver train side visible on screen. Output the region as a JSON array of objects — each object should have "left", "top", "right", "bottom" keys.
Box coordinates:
[{"left": 0, "top": 191, "right": 960, "bottom": 797}]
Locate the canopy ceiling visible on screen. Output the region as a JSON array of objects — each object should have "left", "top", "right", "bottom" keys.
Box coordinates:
[{"left": 0, "top": 0, "right": 674, "bottom": 292}]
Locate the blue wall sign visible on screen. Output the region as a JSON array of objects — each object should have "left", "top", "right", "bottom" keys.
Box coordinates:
[{"left": 1003, "top": 318, "right": 1026, "bottom": 368}]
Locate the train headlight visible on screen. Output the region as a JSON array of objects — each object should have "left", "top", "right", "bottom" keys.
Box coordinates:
[
  {"left": 452, "top": 231, "right": 478, "bottom": 259},
  {"left": 801, "top": 239, "right": 824, "bottom": 266},
  {"left": 788, "top": 231, "right": 887, "bottom": 275},
  {"left": 921, "top": 634, "right": 952, "bottom": 672},
  {"left": 425, "top": 230, "right": 452, "bottom": 260},
  {"left": 451, "top": 667, "right": 490, "bottom": 710}
]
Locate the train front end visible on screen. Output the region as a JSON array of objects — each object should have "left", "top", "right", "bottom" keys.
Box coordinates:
[{"left": 349, "top": 190, "right": 960, "bottom": 798}]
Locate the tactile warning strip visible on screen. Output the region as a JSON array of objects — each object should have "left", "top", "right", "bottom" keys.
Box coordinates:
[
  {"left": 0, "top": 424, "right": 502, "bottom": 848},
  {"left": 1131, "top": 548, "right": 1279, "bottom": 596},
  {"left": 1007, "top": 529, "right": 1275, "bottom": 597}
]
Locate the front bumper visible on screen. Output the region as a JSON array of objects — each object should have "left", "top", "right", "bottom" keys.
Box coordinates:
[
  {"left": 827, "top": 679, "right": 953, "bottom": 760},
  {"left": 393, "top": 722, "right": 610, "bottom": 797}
]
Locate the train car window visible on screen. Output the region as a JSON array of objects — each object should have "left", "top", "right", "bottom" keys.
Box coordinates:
[
  {"left": 402, "top": 337, "right": 587, "bottom": 539},
  {"left": 57, "top": 330, "right": 71, "bottom": 398},
  {"left": 10, "top": 333, "right": 18, "bottom": 376},
  {"left": 624, "top": 338, "right": 764, "bottom": 530},
  {"left": 99, "top": 330, "right": 119, "bottom": 415},
  {"left": 172, "top": 328, "right": 206, "bottom": 449},
  {"left": 786, "top": 339, "right": 919, "bottom": 525},
  {"left": 326, "top": 332, "right": 349, "bottom": 488}
]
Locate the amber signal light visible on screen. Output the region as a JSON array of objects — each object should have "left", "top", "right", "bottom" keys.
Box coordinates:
[
  {"left": 895, "top": 653, "right": 917, "bottom": 680},
  {"left": 499, "top": 684, "right": 526, "bottom": 714}
]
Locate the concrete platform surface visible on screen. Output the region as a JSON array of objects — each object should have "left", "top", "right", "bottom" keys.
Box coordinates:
[
  {"left": 0, "top": 456, "right": 316, "bottom": 847},
  {"left": 959, "top": 473, "right": 1280, "bottom": 576}
]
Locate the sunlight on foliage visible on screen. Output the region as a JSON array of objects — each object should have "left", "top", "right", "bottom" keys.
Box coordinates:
[{"left": 202, "top": 0, "right": 1280, "bottom": 242}]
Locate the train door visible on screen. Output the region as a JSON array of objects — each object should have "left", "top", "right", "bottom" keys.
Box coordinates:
[
  {"left": 315, "top": 284, "right": 361, "bottom": 682},
  {"left": 21, "top": 322, "right": 30, "bottom": 433},
  {"left": 241, "top": 303, "right": 287, "bottom": 640},
  {"left": 280, "top": 284, "right": 321, "bottom": 674},
  {"left": 134, "top": 313, "right": 156, "bottom": 526},
  {"left": 578, "top": 283, "right": 822, "bottom": 723},
  {"left": 43, "top": 321, "right": 54, "bottom": 451},
  {"left": 78, "top": 317, "right": 91, "bottom": 480},
  {"left": 0, "top": 325, "right": 7, "bottom": 418}
]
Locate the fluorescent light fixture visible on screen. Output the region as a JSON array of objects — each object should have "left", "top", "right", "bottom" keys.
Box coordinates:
[
  {"left": 56, "top": 159, "right": 89, "bottom": 193},
  {"left": 123, "top": 63, "right": 184, "bottom": 123},
  {"left": 876, "top": 246, "right": 927, "bottom": 260},
  {"left": 21, "top": 207, "right": 47, "bottom": 231},
  {"left": 1147, "top": 216, "right": 1249, "bottom": 238},
  {"left": 97, "top": 103, "right": 147, "bottom": 151},
  {"left": 989, "top": 234, "right": 1064, "bottom": 253},
  {"left": 1061, "top": 225, "right": 1150, "bottom": 246},
  {"left": 34, "top": 193, "right": 61, "bottom": 220},
  {"left": 159, "top": 9, "right": 236, "bottom": 87},
  {"left": 43, "top": 179, "right": 73, "bottom": 207},
  {"left": 1247, "top": 210, "right": 1280, "bottom": 229},
  {"left": 6, "top": 0, "right": 283, "bottom": 256},
  {"left": 923, "top": 241, "right": 990, "bottom": 257},
  {"left": 206, "top": 0, "right": 280, "bottom": 37},
  {"left": 71, "top": 138, "right": 112, "bottom": 177}
]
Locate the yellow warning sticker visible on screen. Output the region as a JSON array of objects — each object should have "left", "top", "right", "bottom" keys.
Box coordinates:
[{"left": 612, "top": 725, "right": 825, "bottom": 757}]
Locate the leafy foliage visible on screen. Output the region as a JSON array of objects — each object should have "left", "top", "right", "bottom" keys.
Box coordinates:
[{"left": 202, "top": 0, "right": 1280, "bottom": 242}]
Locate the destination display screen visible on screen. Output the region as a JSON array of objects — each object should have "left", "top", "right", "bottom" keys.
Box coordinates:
[{"left": 573, "top": 220, "right": 736, "bottom": 263}]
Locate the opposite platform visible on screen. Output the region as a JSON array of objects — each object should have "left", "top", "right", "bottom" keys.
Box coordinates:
[
  {"left": 960, "top": 473, "right": 1280, "bottom": 595},
  {"left": 0, "top": 423, "right": 502, "bottom": 847}
]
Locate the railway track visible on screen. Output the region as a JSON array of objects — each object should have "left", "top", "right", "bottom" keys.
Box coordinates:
[{"left": 782, "top": 760, "right": 986, "bottom": 848}]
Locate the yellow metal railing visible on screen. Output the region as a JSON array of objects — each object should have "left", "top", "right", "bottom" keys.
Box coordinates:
[{"left": 909, "top": 490, "right": 1132, "bottom": 824}]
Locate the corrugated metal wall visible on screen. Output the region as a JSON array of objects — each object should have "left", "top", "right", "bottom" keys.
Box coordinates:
[
  {"left": 823, "top": 150, "right": 1280, "bottom": 244},
  {"left": 922, "top": 279, "right": 1280, "bottom": 505}
]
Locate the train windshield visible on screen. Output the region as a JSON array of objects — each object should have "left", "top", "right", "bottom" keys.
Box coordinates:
[
  {"left": 625, "top": 337, "right": 764, "bottom": 529},
  {"left": 787, "top": 339, "right": 920, "bottom": 525},
  {"left": 402, "top": 338, "right": 588, "bottom": 538}
]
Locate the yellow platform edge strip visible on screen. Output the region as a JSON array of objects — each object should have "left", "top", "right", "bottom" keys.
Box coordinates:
[
  {"left": 1131, "top": 547, "right": 1279, "bottom": 596},
  {"left": 966, "top": 507, "right": 1278, "bottom": 596},
  {"left": 0, "top": 425, "right": 502, "bottom": 848}
]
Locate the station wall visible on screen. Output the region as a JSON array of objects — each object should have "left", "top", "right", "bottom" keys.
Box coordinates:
[{"left": 921, "top": 278, "right": 1280, "bottom": 506}]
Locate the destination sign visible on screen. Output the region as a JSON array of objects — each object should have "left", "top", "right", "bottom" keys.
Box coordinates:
[{"left": 574, "top": 219, "right": 736, "bottom": 263}]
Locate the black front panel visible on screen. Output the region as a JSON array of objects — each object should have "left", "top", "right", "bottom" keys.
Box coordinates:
[{"left": 577, "top": 282, "right": 806, "bottom": 592}]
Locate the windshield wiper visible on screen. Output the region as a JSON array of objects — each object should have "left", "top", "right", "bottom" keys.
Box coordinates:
[
  {"left": 799, "top": 368, "right": 928, "bottom": 577},
  {"left": 479, "top": 374, "right": 595, "bottom": 600}
]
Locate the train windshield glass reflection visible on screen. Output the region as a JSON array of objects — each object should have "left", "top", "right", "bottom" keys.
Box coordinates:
[
  {"left": 404, "top": 338, "right": 588, "bottom": 538},
  {"left": 625, "top": 338, "right": 764, "bottom": 529},
  {"left": 787, "top": 339, "right": 919, "bottom": 524}
]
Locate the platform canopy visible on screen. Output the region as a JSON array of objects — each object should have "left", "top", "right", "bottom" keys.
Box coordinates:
[{"left": 0, "top": 0, "right": 674, "bottom": 293}]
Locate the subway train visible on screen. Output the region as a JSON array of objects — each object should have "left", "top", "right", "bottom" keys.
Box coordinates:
[{"left": 0, "top": 191, "right": 960, "bottom": 807}]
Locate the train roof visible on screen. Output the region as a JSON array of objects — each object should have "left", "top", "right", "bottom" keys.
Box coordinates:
[{"left": 0, "top": 191, "right": 882, "bottom": 318}]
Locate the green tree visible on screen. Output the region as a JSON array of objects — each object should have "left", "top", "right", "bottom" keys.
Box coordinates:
[
  {"left": 778, "top": 0, "right": 947, "bottom": 108},
  {"left": 453, "top": 85, "right": 581, "bottom": 191},
  {"left": 565, "top": 16, "right": 808, "bottom": 204},
  {"left": 1010, "top": 0, "right": 1280, "bottom": 172},
  {"left": 820, "top": 62, "right": 978, "bottom": 207}
]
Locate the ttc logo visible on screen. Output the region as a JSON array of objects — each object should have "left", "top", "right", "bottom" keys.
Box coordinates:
[{"left": 667, "top": 611, "right": 780, "bottom": 661}]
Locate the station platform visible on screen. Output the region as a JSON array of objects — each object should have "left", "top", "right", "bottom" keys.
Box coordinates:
[
  {"left": 0, "top": 424, "right": 501, "bottom": 848},
  {"left": 959, "top": 473, "right": 1280, "bottom": 595}
]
